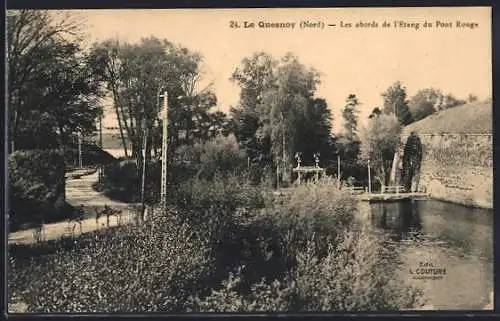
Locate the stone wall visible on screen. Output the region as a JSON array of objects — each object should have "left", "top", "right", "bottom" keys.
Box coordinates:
[{"left": 399, "top": 132, "right": 492, "bottom": 209}]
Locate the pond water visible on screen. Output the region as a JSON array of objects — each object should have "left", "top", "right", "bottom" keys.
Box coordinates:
[{"left": 364, "top": 200, "right": 493, "bottom": 310}]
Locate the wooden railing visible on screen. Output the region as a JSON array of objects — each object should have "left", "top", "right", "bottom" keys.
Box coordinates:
[
  {"left": 341, "top": 186, "right": 366, "bottom": 194},
  {"left": 342, "top": 185, "right": 427, "bottom": 195},
  {"left": 382, "top": 185, "right": 405, "bottom": 194}
]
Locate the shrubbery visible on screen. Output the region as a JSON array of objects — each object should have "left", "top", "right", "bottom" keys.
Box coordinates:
[
  {"left": 96, "top": 134, "right": 248, "bottom": 203},
  {"left": 9, "top": 149, "right": 68, "bottom": 228},
  {"left": 184, "top": 178, "right": 425, "bottom": 312},
  {"left": 169, "top": 175, "right": 270, "bottom": 285},
  {"left": 190, "top": 228, "right": 424, "bottom": 312},
  {"left": 9, "top": 213, "right": 214, "bottom": 313},
  {"left": 94, "top": 159, "right": 142, "bottom": 202},
  {"left": 174, "top": 134, "right": 247, "bottom": 181},
  {"left": 10, "top": 168, "right": 425, "bottom": 312}
]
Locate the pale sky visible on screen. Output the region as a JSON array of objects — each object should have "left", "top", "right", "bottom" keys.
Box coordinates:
[{"left": 72, "top": 7, "right": 491, "bottom": 132}]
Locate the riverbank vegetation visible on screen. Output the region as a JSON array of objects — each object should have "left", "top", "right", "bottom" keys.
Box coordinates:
[{"left": 9, "top": 177, "right": 425, "bottom": 312}]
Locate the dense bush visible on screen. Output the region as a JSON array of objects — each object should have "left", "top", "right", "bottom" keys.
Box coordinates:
[
  {"left": 258, "top": 179, "right": 358, "bottom": 267},
  {"left": 190, "top": 227, "right": 425, "bottom": 312},
  {"left": 169, "top": 175, "right": 270, "bottom": 283},
  {"left": 172, "top": 174, "right": 265, "bottom": 215},
  {"left": 94, "top": 159, "right": 141, "bottom": 202},
  {"left": 9, "top": 149, "right": 67, "bottom": 227},
  {"left": 173, "top": 134, "right": 248, "bottom": 181},
  {"left": 9, "top": 212, "right": 214, "bottom": 313},
  {"left": 188, "top": 179, "right": 425, "bottom": 312},
  {"left": 96, "top": 134, "right": 248, "bottom": 203}
]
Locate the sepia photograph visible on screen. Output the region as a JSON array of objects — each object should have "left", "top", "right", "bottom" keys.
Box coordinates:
[{"left": 7, "top": 7, "right": 493, "bottom": 313}]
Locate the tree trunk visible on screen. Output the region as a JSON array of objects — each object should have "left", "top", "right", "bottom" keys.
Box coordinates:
[
  {"left": 107, "top": 56, "right": 129, "bottom": 158},
  {"left": 99, "top": 113, "right": 103, "bottom": 149},
  {"left": 112, "top": 98, "right": 128, "bottom": 158},
  {"left": 11, "top": 100, "right": 20, "bottom": 153},
  {"left": 381, "top": 165, "right": 387, "bottom": 187}
]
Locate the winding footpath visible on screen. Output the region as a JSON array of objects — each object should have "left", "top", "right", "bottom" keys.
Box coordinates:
[{"left": 8, "top": 168, "right": 141, "bottom": 245}]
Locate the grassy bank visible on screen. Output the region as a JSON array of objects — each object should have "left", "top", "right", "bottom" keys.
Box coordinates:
[{"left": 9, "top": 177, "right": 425, "bottom": 313}]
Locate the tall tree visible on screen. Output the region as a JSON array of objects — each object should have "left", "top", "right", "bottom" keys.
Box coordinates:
[
  {"left": 342, "top": 94, "right": 360, "bottom": 140},
  {"left": 381, "top": 81, "right": 413, "bottom": 126},
  {"left": 7, "top": 10, "right": 101, "bottom": 151},
  {"left": 88, "top": 39, "right": 130, "bottom": 157},
  {"left": 232, "top": 52, "right": 334, "bottom": 185},
  {"left": 258, "top": 53, "right": 322, "bottom": 182},
  {"left": 359, "top": 114, "right": 401, "bottom": 187},
  {"left": 401, "top": 132, "right": 423, "bottom": 192},
  {"left": 408, "top": 88, "right": 444, "bottom": 122},
  {"left": 297, "top": 98, "right": 335, "bottom": 161},
  {"left": 230, "top": 52, "right": 277, "bottom": 167},
  {"left": 90, "top": 37, "right": 219, "bottom": 165}
]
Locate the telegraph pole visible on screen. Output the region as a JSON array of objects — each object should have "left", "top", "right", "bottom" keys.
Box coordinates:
[
  {"left": 141, "top": 120, "right": 148, "bottom": 221},
  {"left": 368, "top": 158, "right": 372, "bottom": 194},
  {"left": 99, "top": 111, "right": 103, "bottom": 181},
  {"left": 159, "top": 91, "right": 169, "bottom": 209},
  {"left": 337, "top": 154, "right": 341, "bottom": 181},
  {"left": 282, "top": 111, "right": 286, "bottom": 183},
  {"left": 99, "top": 112, "right": 103, "bottom": 152},
  {"left": 78, "top": 131, "right": 83, "bottom": 168}
]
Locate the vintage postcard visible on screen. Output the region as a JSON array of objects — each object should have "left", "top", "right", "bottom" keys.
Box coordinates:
[{"left": 7, "top": 7, "right": 493, "bottom": 313}]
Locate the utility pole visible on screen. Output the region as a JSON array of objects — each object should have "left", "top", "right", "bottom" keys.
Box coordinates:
[
  {"left": 99, "top": 112, "right": 103, "bottom": 152},
  {"left": 78, "top": 131, "right": 83, "bottom": 168},
  {"left": 282, "top": 111, "right": 286, "bottom": 184},
  {"left": 99, "top": 110, "right": 103, "bottom": 181},
  {"left": 141, "top": 119, "right": 148, "bottom": 221},
  {"left": 337, "top": 154, "right": 341, "bottom": 181},
  {"left": 159, "top": 91, "right": 168, "bottom": 209},
  {"left": 368, "top": 158, "right": 372, "bottom": 194}
]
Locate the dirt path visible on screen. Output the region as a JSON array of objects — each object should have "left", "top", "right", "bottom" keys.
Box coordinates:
[{"left": 8, "top": 168, "right": 141, "bottom": 245}]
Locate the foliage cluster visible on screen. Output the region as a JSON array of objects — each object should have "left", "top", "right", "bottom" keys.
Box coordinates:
[
  {"left": 9, "top": 149, "right": 69, "bottom": 228},
  {"left": 8, "top": 10, "right": 103, "bottom": 152},
  {"left": 9, "top": 213, "right": 214, "bottom": 313},
  {"left": 187, "top": 179, "right": 425, "bottom": 312},
  {"left": 230, "top": 52, "right": 335, "bottom": 186},
  {"left": 95, "top": 134, "right": 248, "bottom": 203}
]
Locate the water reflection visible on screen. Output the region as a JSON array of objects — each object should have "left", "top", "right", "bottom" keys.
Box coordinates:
[
  {"left": 369, "top": 200, "right": 493, "bottom": 261},
  {"left": 370, "top": 199, "right": 424, "bottom": 241},
  {"left": 367, "top": 200, "right": 493, "bottom": 310}
]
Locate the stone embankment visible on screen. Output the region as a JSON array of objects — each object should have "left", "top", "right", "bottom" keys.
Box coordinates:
[{"left": 399, "top": 101, "right": 492, "bottom": 209}]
